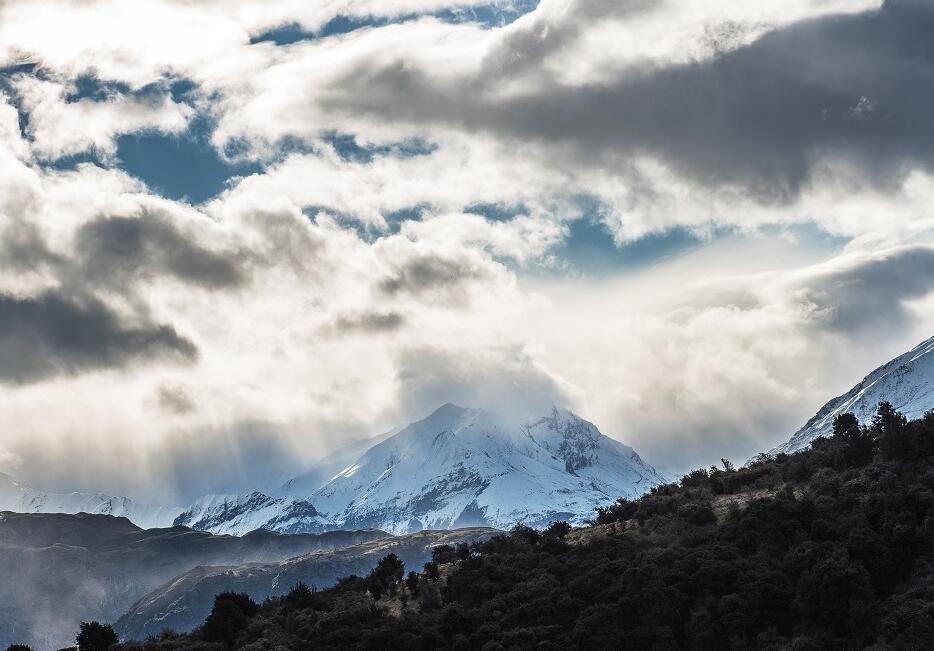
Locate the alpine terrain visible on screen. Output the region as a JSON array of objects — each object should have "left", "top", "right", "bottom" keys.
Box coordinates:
[
  {"left": 772, "top": 335, "right": 934, "bottom": 455},
  {"left": 0, "top": 472, "right": 183, "bottom": 530},
  {"left": 0, "top": 405, "right": 664, "bottom": 537},
  {"left": 303, "top": 403, "right": 665, "bottom": 533}
]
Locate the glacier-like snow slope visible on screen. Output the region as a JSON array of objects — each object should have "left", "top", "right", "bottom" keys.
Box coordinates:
[
  {"left": 0, "top": 473, "right": 183, "bottom": 529},
  {"left": 772, "top": 335, "right": 934, "bottom": 456},
  {"left": 308, "top": 403, "right": 666, "bottom": 534},
  {"left": 172, "top": 492, "right": 334, "bottom": 536},
  {"left": 276, "top": 426, "right": 400, "bottom": 498}
]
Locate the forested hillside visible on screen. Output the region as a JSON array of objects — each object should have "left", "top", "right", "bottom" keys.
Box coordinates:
[{"left": 105, "top": 402, "right": 934, "bottom": 649}]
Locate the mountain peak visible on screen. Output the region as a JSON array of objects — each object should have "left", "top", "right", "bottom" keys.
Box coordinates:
[{"left": 306, "top": 402, "right": 664, "bottom": 534}]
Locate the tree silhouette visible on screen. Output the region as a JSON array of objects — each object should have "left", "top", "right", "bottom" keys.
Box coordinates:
[
  {"left": 833, "top": 412, "right": 873, "bottom": 464},
  {"left": 367, "top": 553, "right": 405, "bottom": 598},
  {"left": 76, "top": 622, "right": 118, "bottom": 651},
  {"left": 202, "top": 592, "right": 258, "bottom": 645}
]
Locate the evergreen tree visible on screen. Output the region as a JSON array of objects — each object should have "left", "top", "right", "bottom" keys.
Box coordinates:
[
  {"left": 366, "top": 553, "right": 405, "bottom": 598},
  {"left": 201, "top": 592, "right": 258, "bottom": 645},
  {"left": 833, "top": 412, "right": 873, "bottom": 464},
  {"left": 76, "top": 622, "right": 118, "bottom": 651}
]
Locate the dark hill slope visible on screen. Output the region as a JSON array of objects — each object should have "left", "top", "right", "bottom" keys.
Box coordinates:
[
  {"left": 0, "top": 512, "right": 387, "bottom": 650},
  {"left": 116, "top": 527, "right": 498, "bottom": 640},
  {"left": 118, "top": 403, "right": 934, "bottom": 649}
]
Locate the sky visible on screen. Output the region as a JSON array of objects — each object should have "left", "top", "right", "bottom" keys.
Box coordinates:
[{"left": 2, "top": 0, "right": 934, "bottom": 501}]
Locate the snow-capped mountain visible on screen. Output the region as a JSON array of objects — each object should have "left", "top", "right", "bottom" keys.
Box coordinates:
[
  {"left": 0, "top": 472, "right": 183, "bottom": 529},
  {"left": 772, "top": 335, "right": 934, "bottom": 456},
  {"left": 276, "top": 427, "right": 399, "bottom": 498},
  {"left": 0, "top": 405, "right": 665, "bottom": 536},
  {"left": 172, "top": 492, "right": 333, "bottom": 536},
  {"left": 307, "top": 403, "right": 665, "bottom": 534}
]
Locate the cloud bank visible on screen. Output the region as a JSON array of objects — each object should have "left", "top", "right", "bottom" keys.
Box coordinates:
[{"left": 1, "top": 0, "right": 934, "bottom": 496}]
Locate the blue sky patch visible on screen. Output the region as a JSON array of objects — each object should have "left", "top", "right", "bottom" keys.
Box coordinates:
[
  {"left": 250, "top": 1, "right": 540, "bottom": 46},
  {"left": 551, "top": 219, "right": 705, "bottom": 276},
  {"left": 116, "top": 126, "right": 262, "bottom": 204},
  {"left": 464, "top": 202, "right": 529, "bottom": 222},
  {"left": 325, "top": 132, "right": 437, "bottom": 163}
]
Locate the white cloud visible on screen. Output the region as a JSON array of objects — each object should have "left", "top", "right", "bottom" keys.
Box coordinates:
[
  {"left": 13, "top": 76, "right": 192, "bottom": 160},
  {"left": 2, "top": 0, "right": 934, "bottom": 500}
]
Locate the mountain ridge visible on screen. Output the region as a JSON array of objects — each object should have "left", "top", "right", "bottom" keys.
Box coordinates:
[
  {"left": 0, "top": 472, "right": 184, "bottom": 530},
  {"left": 0, "top": 403, "right": 664, "bottom": 537},
  {"left": 772, "top": 335, "right": 934, "bottom": 455}
]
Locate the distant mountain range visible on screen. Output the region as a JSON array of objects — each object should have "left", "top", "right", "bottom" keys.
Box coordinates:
[
  {"left": 0, "top": 472, "right": 183, "bottom": 529},
  {"left": 0, "top": 511, "right": 387, "bottom": 650},
  {"left": 772, "top": 335, "right": 934, "bottom": 455},
  {"left": 0, "top": 404, "right": 666, "bottom": 536}
]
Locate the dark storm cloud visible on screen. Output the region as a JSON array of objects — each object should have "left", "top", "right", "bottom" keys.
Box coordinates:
[
  {"left": 0, "top": 290, "right": 197, "bottom": 383},
  {"left": 683, "top": 245, "right": 934, "bottom": 339},
  {"left": 378, "top": 253, "right": 486, "bottom": 299},
  {"left": 792, "top": 246, "right": 934, "bottom": 336},
  {"left": 329, "top": 1, "right": 934, "bottom": 202},
  {"left": 74, "top": 212, "right": 246, "bottom": 289}
]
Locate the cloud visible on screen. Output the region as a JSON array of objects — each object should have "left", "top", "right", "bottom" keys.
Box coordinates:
[
  {"left": 394, "top": 344, "right": 578, "bottom": 420},
  {"left": 331, "top": 310, "right": 406, "bottom": 334},
  {"left": 156, "top": 384, "right": 197, "bottom": 415},
  {"left": 4, "top": 0, "right": 934, "bottom": 500},
  {"left": 782, "top": 246, "right": 934, "bottom": 336},
  {"left": 527, "top": 243, "right": 934, "bottom": 474},
  {"left": 74, "top": 212, "right": 246, "bottom": 289},
  {"left": 0, "top": 290, "right": 197, "bottom": 384},
  {"left": 12, "top": 75, "right": 192, "bottom": 160},
  {"left": 378, "top": 250, "right": 489, "bottom": 302},
  {"left": 324, "top": 1, "right": 934, "bottom": 204}
]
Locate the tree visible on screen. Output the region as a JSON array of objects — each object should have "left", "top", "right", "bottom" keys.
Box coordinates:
[
  {"left": 5, "top": 645, "right": 34, "bottom": 651},
  {"left": 833, "top": 412, "right": 873, "bottom": 464},
  {"left": 423, "top": 560, "right": 440, "bottom": 581},
  {"left": 285, "top": 581, "right": 317, "bottom": 609},
  {"left": 76, "top": 622, "right": 118, "bottom": 651},
  {"left": 367, "top": 553, "right": 405, "bottom": 599},
  {"left": 872, "top": 402, "right": 910, "bottom": 458},
  {"left": 872, "top": 401, "right": 907, "bottom": 436},
  {"left": 419, "top": 576, "right": 443, "bottom": 612},
  {"left": 405, "top": 570, "right": 420, "bottom": 594},
  {"left": 202, "top": 592, "right": 258, "bottom": 645},
  {"left": 544, "top": 521, "right": 572, "bottom": 539}
]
